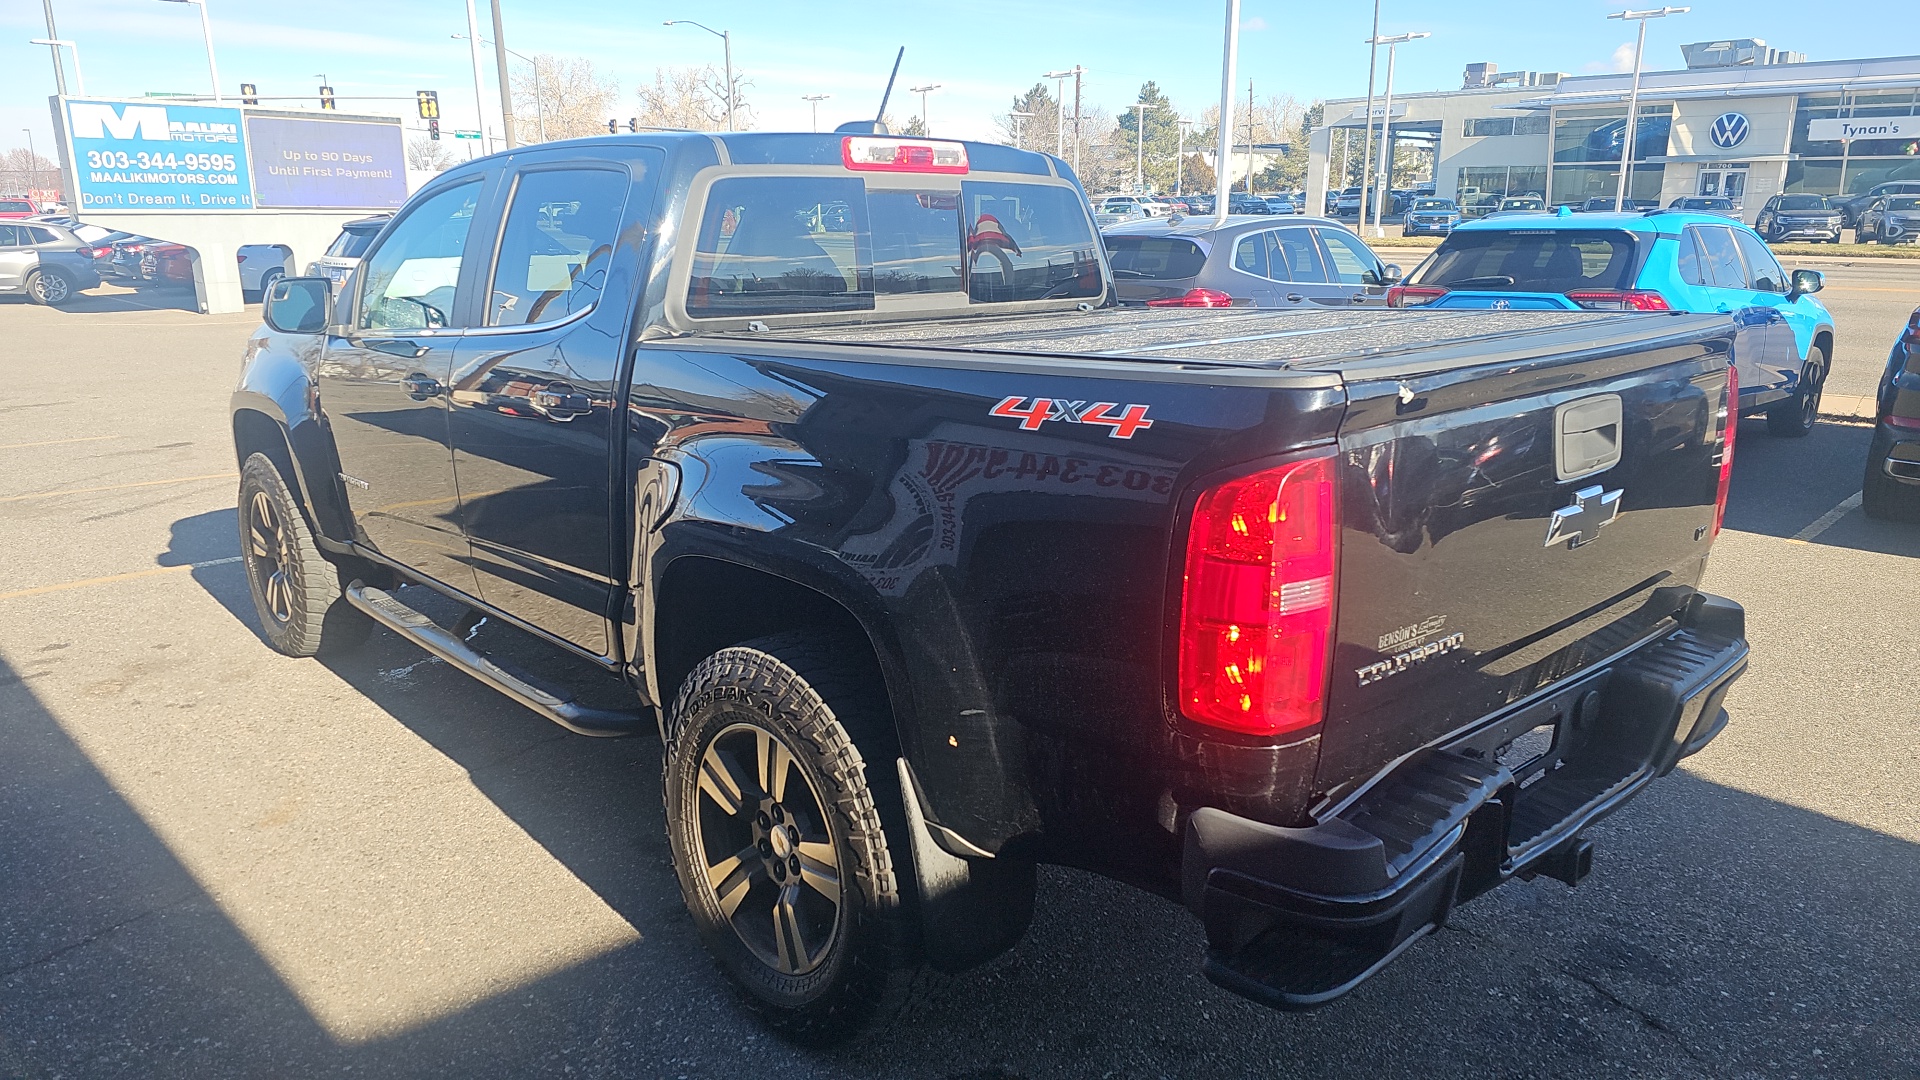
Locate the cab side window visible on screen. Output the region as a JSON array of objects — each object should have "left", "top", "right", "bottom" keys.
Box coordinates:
[
  {"left": 357, "top": 180, "right": 481, "bottom": 332},
  {"left": 1732, "top": 230, "right": 1786, "bottom": 293},
  {"left": 1689, "top": 226, "right": 1749, "bottom": 292},
  {"left": 487, "top": 168, "right": 628, "bottom": 327}
]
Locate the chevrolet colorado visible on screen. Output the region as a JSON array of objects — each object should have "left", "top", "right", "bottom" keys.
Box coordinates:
[{"left": 232, "top": 132, "right": 1749, "bottom": 1041}]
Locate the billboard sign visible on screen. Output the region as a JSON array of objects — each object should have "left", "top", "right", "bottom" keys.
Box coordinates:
[
  {"left": 1807, "top": 117, "right": 1917, "bottom": 142},
  {"left": 62, "top": 97, "right": 254, "bottom": 211},
  {"left": 244, "top": 116, "right": 407, "bottom": 209}
]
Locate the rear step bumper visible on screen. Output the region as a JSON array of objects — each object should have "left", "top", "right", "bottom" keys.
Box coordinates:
[
  {"left": 1181, "top": 593, "right": 1748, "bottom": 1011},
  {"left": 344, "top": 583, "right": 647, "bottom": 737}
]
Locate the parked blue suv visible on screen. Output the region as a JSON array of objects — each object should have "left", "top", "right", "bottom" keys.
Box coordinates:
[{"left": 1390, "top": 210, "right": 1835, "bottom": 436}]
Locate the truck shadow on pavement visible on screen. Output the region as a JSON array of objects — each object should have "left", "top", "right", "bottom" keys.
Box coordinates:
[
  {"left": 27, "top": 534, "right": 1907, "bottom": 1077},
  {"left": 2, "top": 285, "right": 202, "bottom": 315},
  {"left": 1723, "top": 419, "right": 1920, "bottom": 558}
]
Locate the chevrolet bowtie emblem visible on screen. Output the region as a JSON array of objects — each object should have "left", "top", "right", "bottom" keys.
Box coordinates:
[{"left": 1545, "top": 485, "right": 1622, "bottom": 549}]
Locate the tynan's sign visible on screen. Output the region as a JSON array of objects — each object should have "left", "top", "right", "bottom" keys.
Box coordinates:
[
  {"left": 62, "top": 97, "right": 254, "bottom": 211},
  {"left": 1807, "top": 117, "right": 1917, "bottom": 142}
]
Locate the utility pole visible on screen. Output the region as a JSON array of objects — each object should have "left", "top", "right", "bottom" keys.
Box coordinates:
[
  {"left": 1130, "top": 102, "right": 1150, "bottom": 192},
  {"left": 910, "top": 84, "right": 941, "bottom": 136},
  {"left": 1073, "top": 67, "right": 1083, "bottom": 175},
  {"left": 463, "top": 0, "right": 490, "bottom": 153},
  {"left": 1214, "top": 0, "right": 1241, "bottom": 217},
  {"left": 1176, "top": 118, "right": 1195, "bottom": 196},
  {"left": 1246, "top": 78, "right": 1255, "bottom": 193},
  {"left": 489, "top": 0, "right": 516, "bottom": 148},
  {"left": 1610, "top": 7, "right": 1688, "bottom": 210},
  {"left": 40, "top": 0, "right": 66, "bottom": 96},
  {"left": 1044, "top": 69, "right": 1073, "bottom": 158},
  {"left": 1357, "top": 0, "right": 1381, "bottom": 226}
]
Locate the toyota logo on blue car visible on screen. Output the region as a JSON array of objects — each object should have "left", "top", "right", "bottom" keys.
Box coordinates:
[{"left": 1710, "top": 112, "right": 1750, "bottom": 149}]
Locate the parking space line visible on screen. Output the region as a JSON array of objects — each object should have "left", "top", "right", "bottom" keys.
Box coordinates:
[
  {"left": 1789, "top": 491, "right": 1864, "bottom": 544},
  {"left": 0, "top": 472, "right": 234, "bottom": 503},
  {"left": 0, "top": 557, "right": 242, "bottom": 603},
  {"left": 0, "top": 435, "right": 124, "bottom": 451}
]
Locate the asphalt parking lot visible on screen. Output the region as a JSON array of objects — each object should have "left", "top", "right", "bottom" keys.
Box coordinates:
[{"left": 2, "top": 271, "right": 1917, "bottom": 1079}]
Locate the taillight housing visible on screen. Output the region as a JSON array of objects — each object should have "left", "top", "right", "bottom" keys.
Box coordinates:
[
  {"left": 1178, "top": 453, "right": 1338, "bottom": 737},
  {"left": 1713, "top": 365, "right": 1738, "bottom": 540},
  {"left": 841, "top": 136, "right": 969, "bottom": 174},
  {"left": 1902, "top": 307, "right": 1920, "bottom": 351},
  {"left": 1566, "top": 289, "right": 1672, "bottom": 312},
  {"left": 1387, "top": 285, "right": 1447, "bottom": 308},
  {"left": 1147, "top": 288, "right": 1235, "bottom": 308}
]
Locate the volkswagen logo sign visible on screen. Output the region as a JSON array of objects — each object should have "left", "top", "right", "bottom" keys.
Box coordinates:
[{"left": 1709, "top": 112, "right": 1750, "bottom": 150}]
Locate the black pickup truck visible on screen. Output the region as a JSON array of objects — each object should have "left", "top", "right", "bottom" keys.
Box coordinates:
[{"left": 233, "top": 132, "right": 1749, "bottom": 1041}]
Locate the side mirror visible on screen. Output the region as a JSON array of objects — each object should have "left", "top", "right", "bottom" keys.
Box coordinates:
[
  {"left": 1789, "top": 268, "right": 1824, "bottom": 297},
  {"left": 263, "top": 276, "right": 332, "bottom": 334},
  {"left": 1380, "top": 263, "right": 1405, "bottom": 285}
]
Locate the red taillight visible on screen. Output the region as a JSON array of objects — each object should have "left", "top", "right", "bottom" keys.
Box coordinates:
[
  {"left": 1712, "top": 365, "right": 1738, "bottom": 540},
  {"left": 1178, "top": 454, "right": 1338, "bottom": 737},
  {"left": 1147, "top": 288, "right": 1235, "bottom": 308},
  {"left": 1387, "top": 285, "right": 1447, "bottom": 308},
  {"left": 1567, "top": 290, "right": 1672, "bottom": 312},
  {"left": 841, "top": 136, "right": 969, "bottom": 173},
  {"left": 1903, "top": 307, "right": 1920, "bottom": 349}
]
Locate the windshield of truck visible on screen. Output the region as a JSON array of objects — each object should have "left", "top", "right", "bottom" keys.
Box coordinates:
[
  {"left": 687, "top": 175, "right": 1100, "bottom": 317},
  {"left": 1775, "top": 195, "right": 1830, "bottom": 211},
  {"left": 1408, "top": 229, "right": 1640, "bottom": 293},
  {"left": 1104, "top": 235, "right": 1208, "bottom": 279}
]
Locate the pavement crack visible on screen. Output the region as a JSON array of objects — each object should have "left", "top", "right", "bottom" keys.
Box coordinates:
[
  {"left": 0, "top": 893, "right": 196, "bottom": 982},
  {"left": 1572, "top": 972, "right": 1717, "bottom": 1074}
]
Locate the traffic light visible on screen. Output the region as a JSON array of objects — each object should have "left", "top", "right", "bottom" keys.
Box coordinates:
[
  {"left": 626, "top": 118, "right": 639, "bottom": 132},
  {"left": 319, "top": 85, "right": 335, "bottom": 110},
  {"left": 428, "top": 118, "right": 441, "bottom": 141},
  {"left": 416, "top": 90, "right": 439, "bottom": 120},
  {"left": 240, "top": 82, "right": 258, "bottom": 106},
  {"left": 607, "top": 119, "right": 618, "bottom": 134}
]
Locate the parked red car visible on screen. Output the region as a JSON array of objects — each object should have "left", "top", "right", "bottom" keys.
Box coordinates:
[{"left": 0, "top": 195, "right": 47, "bottom": 220}]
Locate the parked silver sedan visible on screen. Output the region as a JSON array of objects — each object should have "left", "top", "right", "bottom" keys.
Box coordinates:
[{"left": 1101, "top": 215, "right": 1402, "bottom": 308}]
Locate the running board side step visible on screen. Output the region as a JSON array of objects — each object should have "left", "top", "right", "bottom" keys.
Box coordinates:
[{"left": 344, "top": 583, "right": 646, "bottom": 737}]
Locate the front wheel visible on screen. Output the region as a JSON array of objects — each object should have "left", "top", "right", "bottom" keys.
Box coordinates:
[
  {"left": 1766, "top": 346, "right": 1826, "bottom": 438},
  {"left": 25, "top": 268, "right": 75, "bottom": 306},
  {"left": 664, "top": 633, "right": 920, "bottom": 1045},
  {"left": 237, "top": 453, "right": 370, "bottom": 656}
]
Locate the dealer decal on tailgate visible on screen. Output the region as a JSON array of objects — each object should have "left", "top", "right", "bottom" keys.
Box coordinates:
[{"left": 989, "top": 396, "right": 1155, "bottom": 439}]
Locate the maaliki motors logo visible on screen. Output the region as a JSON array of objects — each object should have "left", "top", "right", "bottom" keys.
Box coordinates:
[{"left": 69, "top": 102, "right": 239, "bottom": 144}]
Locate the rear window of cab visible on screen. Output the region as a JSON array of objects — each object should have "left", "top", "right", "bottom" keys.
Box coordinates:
[
  {"left": 686, "top": 175, "right": 1102, "bottom": 317},
  {"left": 1409, "top": 229, "right": 1641, "bottom": 293},
  {"left": 1104, "top": 236, "right": 1208, "bottom": 280}
]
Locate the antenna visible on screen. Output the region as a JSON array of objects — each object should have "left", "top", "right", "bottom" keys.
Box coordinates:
[{"left": 875, "top": 46, "right": 905, "bottom": 123}]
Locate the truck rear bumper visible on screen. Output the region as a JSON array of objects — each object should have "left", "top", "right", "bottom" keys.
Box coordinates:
[{"left": 1181, "top": 594, "right": 1748, "bottom": 1011}]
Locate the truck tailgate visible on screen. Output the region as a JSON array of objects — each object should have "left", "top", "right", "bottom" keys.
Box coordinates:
[{"left": 1301, "top": 315, "right": 1736, "bottom": 795}]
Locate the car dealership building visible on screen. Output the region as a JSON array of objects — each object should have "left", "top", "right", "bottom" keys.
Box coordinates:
[{"left": 1305, "top": 41, "right": 1920, "bottom": 224}]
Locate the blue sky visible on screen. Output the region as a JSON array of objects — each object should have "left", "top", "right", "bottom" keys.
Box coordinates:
[{"left": 5, "top": 0, "right": 1914, "bottom": 161}]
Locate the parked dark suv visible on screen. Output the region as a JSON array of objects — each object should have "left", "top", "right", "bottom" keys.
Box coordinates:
[
  {"left": 1835, "top": 181, "right": 1920, "bottom": 229},
  {"left": 1754, "top": 194, "right": 1842, "bottom": 243}
]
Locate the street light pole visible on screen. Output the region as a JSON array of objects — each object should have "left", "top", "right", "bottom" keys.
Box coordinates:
[
  {"left": 1356, "top": 0, "right": 1381, "bottom": 231},
  {"left": 1009, "top": 109, "right": 1032, "bottom": 149},
  {"left": 489, "top": 0, "right": 516, "bottom": 148},
  {"left": 1366, "top": 31, "right": 1430, "bottom": 238},
  {"left": 803, "top": 93, "right": 831, "bottom": 133},
  {"left": 454, "top": 35, "right": 544, "bottom": 141},
  {"left": 1176, "top": 118, "right": 1194, "bottom": 196},
  {"left": 664, "top": 21, "right": 734, "bottom": 131},
  {"left": 1044, "top": 70, "right": 1072, "bottom": 158},
  {"left": 462, "top": 0, "right": 491, "bottom": 152},
  {"left": 1130, "top": 102, "right": 1150, "bottom": 192},
  {"left": 1215, "top": 0, "right": 1241, "bottom": 218},
  {"left": 156, "top": 0, "right": 223, "bottom": 103},
  {"left": 39, "top": 0, "right": 66, "bottom": 96},
  {"left": 1609, "top": 7, "right": 1687, "bottom": 211},
  {"left": 29, "top": 40, "right": 84, "bottom": 96},
  {"left": 910, "top": 84, "right": 941, "bottom": 137}
]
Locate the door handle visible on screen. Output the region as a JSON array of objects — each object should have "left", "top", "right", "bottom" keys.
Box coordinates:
[
  {"left": 401, "top": 372, "right": 444, "bottom": 400},
  {"left": 530, "top": 383, "right": 591, "bottom": 421},
  {"left": 1351, "top": 292, "right": 1367, "bottom": 303},
  {"left": 1286, "top": 293, "right": 1305, "bottom": 303},
  {"left": 368, "top": 338, "right": 429, "bottom": 359}
]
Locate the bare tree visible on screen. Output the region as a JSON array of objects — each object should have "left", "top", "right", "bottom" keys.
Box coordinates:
[
  {"left": 406, "top": 136, "right": 456, "bottom": 173},
  {"left": 512, "top": 54, "right": 622, "bottom": 142},
  {"left": 634, "top": 65, "right": 752, "bottom": 132},
  {"left": 0, "top": 147, "right": 61, "bottom": 198}
]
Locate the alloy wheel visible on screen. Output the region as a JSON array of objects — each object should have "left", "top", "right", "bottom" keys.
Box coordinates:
[
  {"left": 33, "top": 273, "right": 69, "bottom": 304},
  {"left": 1800, "top": 362, "right": 1825, "bottom": 429},
  {"left": 692, "top": 722, "right": 843, "bottom": 976},
  {"left": 246, "top": 489, "right": 298, "bottom": 625}
]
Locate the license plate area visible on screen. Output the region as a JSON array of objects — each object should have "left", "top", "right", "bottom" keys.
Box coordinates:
[{"left": 1445, "top": 670, "right": 1609, "bottom": 787}]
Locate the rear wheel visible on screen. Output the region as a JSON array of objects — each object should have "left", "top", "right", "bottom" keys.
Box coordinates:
[
  {"left": 1767, "top": 345, "right": 1826, "bottom": 438},
  {"left": 1863, "top": 426, "right": 1920, "bottom": 522},
  {"left": 25, "top": 268, "right": 74, "bottom": 306},
  {"left": 237, "top": 452, "right": 370, "bottom": 657},
  {"left": 664, "top": 632, "right": 920, "bottom": 1045}
]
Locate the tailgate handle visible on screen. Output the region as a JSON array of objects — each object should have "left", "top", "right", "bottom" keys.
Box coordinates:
[{"left": 1555, "top": 395, "right": 1623, "bottom": 480}]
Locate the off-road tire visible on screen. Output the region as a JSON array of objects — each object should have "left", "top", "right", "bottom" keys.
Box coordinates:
[
  {"left": 663, "top": 632, "right": 922, "bottom": 1045},
  {"left": 1767, "top": 345, "right": 1826, "bottom": 438},
  {"left": 237, "top": 452, "right": 370, "bottom": 657},
  {"left": 25, "top": 268, "right": 74, "bottom": 306},
  {"left": 1862, "top": 427, "right": 1920, "bottom": 522}
]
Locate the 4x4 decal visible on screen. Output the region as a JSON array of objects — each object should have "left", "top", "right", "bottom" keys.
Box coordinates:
[{"left": 988, "top": 396, "right": 1155, "bottom": 439}]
